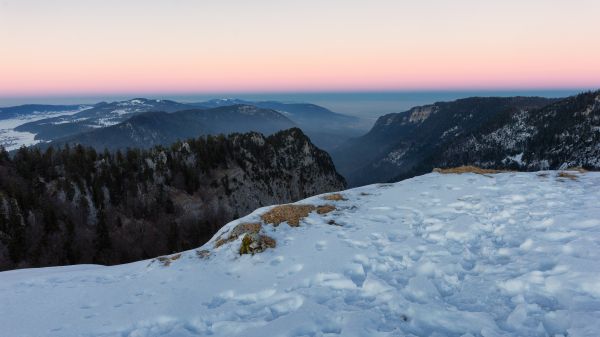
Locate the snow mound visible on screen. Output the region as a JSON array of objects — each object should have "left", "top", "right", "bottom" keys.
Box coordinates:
[{"left": 2, "top": 171, "right": 600, "bottom": 336}]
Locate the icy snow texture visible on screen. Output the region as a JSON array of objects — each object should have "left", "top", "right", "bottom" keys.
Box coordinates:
[{"left": 1, "top": 171, "right": 600, "bottom": 336}]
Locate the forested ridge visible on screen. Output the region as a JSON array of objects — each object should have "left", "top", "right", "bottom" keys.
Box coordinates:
[{"left": 0, "top": 128, "right": 345, "bottom": 270}]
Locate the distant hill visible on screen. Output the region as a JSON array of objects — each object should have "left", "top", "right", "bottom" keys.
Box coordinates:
[
  {"left": 194, "top": 99, "right": 369, "bottom": 150},
  {"left": 4, "top": 98, "right": 367, "bottom": 152},
  {"left": 0, "top": 104, "right": 87, "bottom": 120},
  {"left": 49, "top": 105, "right": 296, "bottom": 150},
  {"left": 14, "top": 98, "right": 193, "bottom": 141}
]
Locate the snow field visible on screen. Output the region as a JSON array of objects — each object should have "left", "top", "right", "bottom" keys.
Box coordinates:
[{"left": 1, "top": 171, "right": 599, "bottom": 336}]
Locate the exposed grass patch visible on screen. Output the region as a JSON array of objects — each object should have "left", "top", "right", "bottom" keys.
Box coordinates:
[
  {"left": 215, "top": 222, "right": 262, "bottom": 248},
  {"left": 261, "top": 204, "right": 316, "bottom": 227},
  {"left": 565, "top": 167, "right": 587, "bottom": 173},
  {"left": 322, "top": 193, "right": 347, "bottom": 201},
  {"left": 214, "top": 239, "right": 228, "bottom": 248},
  {"left": 196, "top": 249, "right": 211, "bottom": 259},
  {"left": 261, "top": 204, "right": 337, "bottom": 227},
  {"left": 537, "top": 172, "right": 550, "bottom": 178},
  {"left": 557, "top": 171, "right": 579, "bottom": 180},
  {"left": 316, "top": 205, "right": 336, "bottom": 214},
  {"left": 433, "top": 166, "right": 504, "bottom": 175},
  {"left": 239, "top": 233, "right": 276, "bottom": 255},
  {"left": 230, "top": 222, "right": 262, "bottom": 237},
  {"left": 157, "top": 253, "right": 181, "bottom": 267}
]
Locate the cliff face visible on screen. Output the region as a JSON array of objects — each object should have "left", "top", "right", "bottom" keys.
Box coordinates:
[
  {"left": 332, "top": 96, "right": 555, "bottom": 185},
  {"left": 0, "top": 128, "right": 345, "bottom": 270},
  {"left": 436, "top": 91, "right": 600, "bottom": 171}
]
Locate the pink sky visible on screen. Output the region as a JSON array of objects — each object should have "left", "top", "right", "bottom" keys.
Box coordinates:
[{"left": 1, "top": 0, "right": 599, "bottom": 96}]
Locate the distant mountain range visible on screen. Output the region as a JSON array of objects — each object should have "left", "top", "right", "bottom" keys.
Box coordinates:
[
  {"left": 194, "top": 99, "right": 366, "bottom": 149},
  {"left": 332, "top": 91, "right": 600, "bottom": 186},
  {"left": 50, "top": 105, "right": 296, "bottom": 151},
  {"left": 0, "top": 104, "right": 86, "bottom": 121},
  {"left": 2, "top": 98, "right": 367, "bottom": 152},
  {"left": 14, "top": 98, "right": 193, "bottom": 141},
  {"left": 5, "top": 91, "right": 600, "bottom": 189}
]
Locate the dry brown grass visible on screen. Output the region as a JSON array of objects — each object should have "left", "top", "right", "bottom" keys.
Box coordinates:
[
  {"left": 157, "top": 253, "right": 181, "bottom": 267},
  {"left": 196, "top": 249, "right": 211, "bottom": 259},
  {"left": 215, "top": 222, "right": 262, "bottom": 248},
  {"left": 261, "top": 204, "right": 316, "bottom": 227},
  {"left": 261, "top": 204, "right": 337, "bottom": 227},
  {"left": 214, "top": 238, "right": 228, "bottom": 248},
  {"left": 316, "top": 204, "right": 336, "bottom": 214},
  {"left": 433, "top": 166, "right": 505, "bottom": 175},
  {"left": 322, "top": 193, "right": 347, "bottom": 201},
  {"left": 557, "top": 171, "right": 579, "bottom": 180},
  {"left": 565, "top": 167, "right": 588, "bottom": 173},
  {"left": 230, "top": 223, "right": 261, "bottom": 238},
  {"left": 259, "top": 235, "right": 276, "bottom": 249}
]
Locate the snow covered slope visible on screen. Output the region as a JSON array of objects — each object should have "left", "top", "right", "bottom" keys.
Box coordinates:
[
  {"left": 1, "top": 171, "right": 600, "bottom": 337},
  {"left": 0, "top": 106, "right": 90, "bottom": 150}
]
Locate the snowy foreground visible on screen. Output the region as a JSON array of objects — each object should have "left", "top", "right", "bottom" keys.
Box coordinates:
[{"left": 2, "top": 171, "right": 600, "bottom": 337}]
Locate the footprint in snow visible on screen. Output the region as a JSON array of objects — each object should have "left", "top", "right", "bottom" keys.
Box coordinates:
[
  {"left": 270, "top": 256, "right": 284, "bottom": 266},
  {"left": 344, "top": 263, "right": 367, "bottom": 287},
  {"left": 315, "top": 241, "right": 327, "bottom": 251},
  {"left": 276, "top": 264, "right": 304, "bottom": 279}
]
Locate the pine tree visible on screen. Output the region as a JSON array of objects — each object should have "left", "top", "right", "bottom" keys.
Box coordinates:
[{"left": 94, "top": 209, "right": 111, "bottom": 263}]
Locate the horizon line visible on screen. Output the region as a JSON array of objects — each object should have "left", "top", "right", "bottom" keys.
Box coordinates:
[{"left": 1, "top": 87, "right": 597, "bottom": 100}]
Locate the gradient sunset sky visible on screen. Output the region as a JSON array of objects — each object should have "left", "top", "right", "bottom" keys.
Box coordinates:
[{"left": 1, "top": 0, "right": 599, "bottom": 97}]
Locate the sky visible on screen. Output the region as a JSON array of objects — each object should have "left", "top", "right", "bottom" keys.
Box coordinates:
[{"left": 1, "top": 0, "right": 599, "bottom": 98}]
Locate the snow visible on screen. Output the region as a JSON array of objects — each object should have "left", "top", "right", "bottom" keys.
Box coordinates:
[
  {"left": 94, "top": 117, "right": 121, "bottom": 127},
  {"left": 276, "top": 109, "right": 293, "bottom": 116},
  {"left": 118, "top": 99, "right": 150, "bottom": 107},
  {"left": 383, "top": 148, "right": 407, "bottom": 166},
  {"left": 504, "top": 152, "right": 524, "bottom": 166},
  {"left": 440, "top": 125, "right": 460, "bottom": 139},
  {"left": 0, "top": 107, "right": 90, "bottom": 150},
  {"left": 1, "top": 171, "right": 600, "bottom": 336}
]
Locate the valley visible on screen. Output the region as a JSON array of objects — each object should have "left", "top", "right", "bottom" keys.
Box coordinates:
[{"left": 332, "top": 91, "right": 600, "bottom": 186}]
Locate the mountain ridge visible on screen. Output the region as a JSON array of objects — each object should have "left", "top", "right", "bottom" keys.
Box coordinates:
[
  {"left": 332, "top": 95, "right": 557, "bottom": 185},
  {"left": 48, "top": 105, "right": 297, "bottom": 151},
  {"left": 432, "top": 90, "right": 600, "bottom": 173},
  {"left": 0, "top": 128, "right": 345, "bottom": 270},
  {"left": 3, "top": 98, "right": 366, "bottom": 152}
]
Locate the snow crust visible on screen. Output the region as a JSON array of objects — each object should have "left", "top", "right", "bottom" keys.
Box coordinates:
[{"left": 1, "top": 171, "right": 600, "bottom": 336}]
